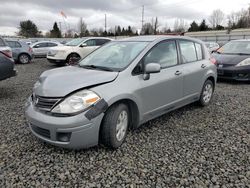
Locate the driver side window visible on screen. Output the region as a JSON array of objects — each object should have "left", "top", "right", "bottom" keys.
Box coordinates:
[{"left": 143, "top": 40, "right": 178, "bottom": 69}]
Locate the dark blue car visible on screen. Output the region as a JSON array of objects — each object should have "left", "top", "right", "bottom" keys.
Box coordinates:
[{"left": 212, "top": 39, "right": 250, "bottom": 81}]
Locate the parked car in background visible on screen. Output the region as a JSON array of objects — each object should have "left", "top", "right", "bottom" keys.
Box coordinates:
[
  {"left": 47, "top": 37, "right": 112, "bottom": 65},
  {"left": 205, "top": 42, "right": 220, "bottom": 53},
  {"left": 0, "top": 37, "right": 12, "bottom": 60},
  {"left": 25, "top": 36, "right": 217, "bottom": 149},
  {"left": 0, "top": 51, "right": 17, "bottom": 81},
  {"left": 6, "top": 40, "right": 33, "bottom": 64},
  {"left": 31, "top": 41, "right": 63, "bottom": 57},
  {"left": 212, "top": 39, "right": 250, "bottom": 81}
]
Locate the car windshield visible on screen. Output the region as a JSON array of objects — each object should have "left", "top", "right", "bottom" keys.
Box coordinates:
[
  {"left": 66, "top": 38, "right": 87, "bottom": 46},
  {"left": 79, "top": 41, "right": 149, "bottom": 71},
  {"left": 218, "top": 41, "right": 250, "bottom": 54}
]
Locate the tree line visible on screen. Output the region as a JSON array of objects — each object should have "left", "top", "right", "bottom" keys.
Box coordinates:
[{"left": 18, "top": 6, "right": 250, "bottom": 38}]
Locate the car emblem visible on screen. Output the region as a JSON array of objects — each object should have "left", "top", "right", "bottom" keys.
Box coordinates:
[
  {"left": 35, "top": 98, "right": 39, "bottom": 105},
  {"left": 218, "top": 64, "right": 223, "bottom": 68}
]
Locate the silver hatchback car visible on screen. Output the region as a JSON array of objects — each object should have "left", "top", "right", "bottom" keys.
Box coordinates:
[{"left": 25, "top": 36, "right": 217, "bottom": 149}]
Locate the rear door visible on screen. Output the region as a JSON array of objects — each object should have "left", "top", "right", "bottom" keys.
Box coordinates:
[
  {"left": 178, "top": 40, "right": 208, "bottom": 97},
  {"left": 133, "top": 40, "right": 183, "bottom": 120}
]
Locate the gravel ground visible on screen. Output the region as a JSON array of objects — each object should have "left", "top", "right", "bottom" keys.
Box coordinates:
[{"left": 0, "top": 59, "right": 249, "bottom": 187}]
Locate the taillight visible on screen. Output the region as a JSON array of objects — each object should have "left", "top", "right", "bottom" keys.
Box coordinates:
[
  {"left": 2, "top": 50, "right": 12, "bottom": 58},
  {"left": 29, "top": 47, "right": 33, "bottom": 53},
  {"left": 210, "top": 57, "right": 217, "bottom": 65}
]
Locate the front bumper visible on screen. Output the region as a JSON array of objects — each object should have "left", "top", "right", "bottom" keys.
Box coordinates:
[
  {"left": 47, "top": 57, "right": 66, "bottom": 65},
  {"left": 25, "top": 98, "right": 104, "bottom": 149},
  {"left": 217, "top": 65, "right": 250, "bottom": 81}
]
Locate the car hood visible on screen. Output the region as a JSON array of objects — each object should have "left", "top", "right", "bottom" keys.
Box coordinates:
[
  {"left": 212, "top": 53, "right": 250, "bottom": 65},
  {"left": 34, "top": 66, "right": 118, "bottom": 97}
]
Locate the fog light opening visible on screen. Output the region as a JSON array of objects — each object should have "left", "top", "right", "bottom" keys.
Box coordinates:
[{"left": 57, "top": 132, "right": 71, "bottom": 142}]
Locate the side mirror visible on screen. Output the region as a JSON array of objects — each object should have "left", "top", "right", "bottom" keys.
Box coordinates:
[
  {"left": 34, "top": 45, "right": 40, "bottom": 48},
  {"left": 143, "top": 63, "right": 161, "bottom": 80},
  {"left": 80, "top": 43, "right": 87, "bottom": 48}
]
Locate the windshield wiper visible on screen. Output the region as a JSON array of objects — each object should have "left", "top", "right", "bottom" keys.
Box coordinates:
[{"left": 80, "top": 65, "right": 114, "bottom": 72}]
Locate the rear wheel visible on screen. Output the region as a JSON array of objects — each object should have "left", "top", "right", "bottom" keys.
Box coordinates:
[
  {"left": 66, "top": 53, "right": 80, "bottom": 66},
  {"left": 100, "top": 103, "right": 129, "bottom": 149},
  {"left": 199, "top": 79, "right": 214, "bottom": 106},
  {"left": 18, "top": 54, "right": 30, "bottom": 64}
]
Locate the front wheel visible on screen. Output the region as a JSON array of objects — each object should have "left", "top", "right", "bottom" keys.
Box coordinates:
[
  {"left": 199, "top": 80, "right": 214, "bottom": 106},
  {"left": 66, "top": 54, "right": 80, "bottom": 66},
  {"left": 100, "top": 103, "right": 129, "bottom": 149}
]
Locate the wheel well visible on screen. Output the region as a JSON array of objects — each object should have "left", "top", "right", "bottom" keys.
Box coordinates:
[
  {"left": 101, "top": 99, "right": 140, "bottom": 131},
  {"left": 207, "top": 76, "right": 215, "bottom": 89},
  {"left": 66, "top": 53, "right": 80, "bottom": 60},
  {"left": 18, "top": 53, "right": 31, "bottom": 60}
]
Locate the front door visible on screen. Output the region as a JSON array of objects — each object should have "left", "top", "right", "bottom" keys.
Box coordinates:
[{"left": 134, "top": 40, "right": 183, "bottom": 120}]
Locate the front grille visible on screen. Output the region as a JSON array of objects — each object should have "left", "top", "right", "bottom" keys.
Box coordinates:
[
  {"left": 32, "top": 94, "right": 61, "bottom": 112},
  {"left": 31, "top": 124, "right": 50, "bottom": 139}
]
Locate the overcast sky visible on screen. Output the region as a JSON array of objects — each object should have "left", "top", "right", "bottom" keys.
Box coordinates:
[{"left": 0, "top": 0, "right": 249, "bottom": 35}]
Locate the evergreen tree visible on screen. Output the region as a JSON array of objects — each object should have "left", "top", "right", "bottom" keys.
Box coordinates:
[
  {"left": 18, "top": 20, "right": 39, "bottom": 37},
  {"left": 50, "top": 22, "right": 62, "bottom": 38},
  {"left": 188, "top": 21, "right": 199, "bottom": 32}
]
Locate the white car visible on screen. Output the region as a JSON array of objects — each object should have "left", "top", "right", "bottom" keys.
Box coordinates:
[
  {"left": 46, "top": 37, "right": 112, "bottom": 65},
  {"left": 205, "top": 42, "right": 220, "bottom": 53},
  {"left": 31, "top": 41, "right": 63, "bottom": 57}
]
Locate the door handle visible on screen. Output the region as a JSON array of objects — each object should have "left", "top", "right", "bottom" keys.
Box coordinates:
[
  {"left": 201, "top": 64, "right": 207, "bottom": 68},
  {"left": 175, "top": 70, "right": 182, "bottom": 75}
]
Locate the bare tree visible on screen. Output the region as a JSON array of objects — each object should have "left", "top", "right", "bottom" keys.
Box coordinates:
[
  {"left": 152, "top": 17, "right": 160, "bottom": 35},
  {"left": 79, "top": 17, "right": 87, "bottom": 37},
  {"left": 208, "top": 9, "right": 225, "bottom": 29},
  {"left": 173, "top": 19, "right": 187, "bottom": 32},
  {"left": 141, "top": 23, "right": 154, "bottom": 35}
]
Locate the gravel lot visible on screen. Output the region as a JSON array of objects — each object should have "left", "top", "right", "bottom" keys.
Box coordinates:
[{"left": 0, "top": 59, "right": 249, "bottom": 187}]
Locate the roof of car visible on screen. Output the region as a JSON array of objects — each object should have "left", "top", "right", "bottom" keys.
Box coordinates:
[{"left": 117, "top": 35, "right": 198, "bottom": 42}]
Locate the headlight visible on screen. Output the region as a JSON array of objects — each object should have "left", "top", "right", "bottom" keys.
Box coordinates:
[
  {"left": 51, "top": 90, "right": 100, "bottom": 114},
  {"left": 236, "top": 58, "right": 250, "bottom": 67}
]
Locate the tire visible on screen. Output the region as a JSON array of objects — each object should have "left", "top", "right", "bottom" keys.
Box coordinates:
[
  {"left": 18, "top": 54, "right": 30, "bottom": 64},
  {"left": 100, "top": 103, "right": 129, "bottom": 149},
  {"left": 199, "top": 79, "right": 214, "bottom": 106},
  {"left": 66, "top": 53, "right": 80, "bottom": 66}
]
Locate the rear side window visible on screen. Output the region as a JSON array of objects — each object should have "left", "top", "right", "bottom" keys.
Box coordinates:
[
  {"left": 179, "top": 40, "right": 197, "bottom": 63},
  {"left": 0, "top": 38, "right": 6, "bottom": 47},
  {"left": 96, "top": 39, "right": 110, "bottom": 46},
  {"left": 195, "top": 43, "right": 203, "bottom": 60},
  {"left": 7, "top": 41, "right": 15, "bottom": 48},
  {"left": 48, "top": 42, "right": 58, "bottom": 47}
]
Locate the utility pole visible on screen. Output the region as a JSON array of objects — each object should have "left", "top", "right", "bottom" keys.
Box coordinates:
[
  {"left": 141, "top": 5, "right": 144, "bottom": 33},
  {"left": 105, "top": 14, "right": 107, "bottom": 32}
]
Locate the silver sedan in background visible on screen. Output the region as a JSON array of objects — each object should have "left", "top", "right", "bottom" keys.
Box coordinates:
[{"left": 31, "top": 41, "right": 63, "bottom": 57}]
